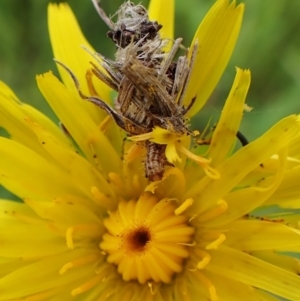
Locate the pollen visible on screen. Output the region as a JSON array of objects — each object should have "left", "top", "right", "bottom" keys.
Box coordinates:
[{"left": 100, "top": 193, "right": 195, "bottom": 284}]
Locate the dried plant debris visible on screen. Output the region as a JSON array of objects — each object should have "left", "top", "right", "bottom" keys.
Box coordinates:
[{"left": 57, "top": 0, "right": 198, "bottom": 181}]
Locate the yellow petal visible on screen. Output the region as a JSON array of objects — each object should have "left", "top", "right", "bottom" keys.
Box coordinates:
[
  {"left": 204, "top": 271, "right": 272, "bottom": 301},
  {"left": 147, "top": 168, "right": 186, "bottom": 198},
  {"left": 251, "top": 250, "right": 300, "bottom": 274},
  {"left": 0, "top": 137, "right": 88, "bottom": 201},
  {"left": 257, "top": 291, "right": 285, "bottom": 301},
  {"left": 129, "top": 132, "right": 153, "bottom": 142},
  {"left": 20, "top": 103, "right": 73, "bottom": 148},
  {"left": 208, "top": 68, "right": 251, "bottom": 166},
  {"left": 0, "top": 247, "right": 100, "bottom": 300},
  {"left": 265, "top": 164, "right": 300, "bottom": 208},
  {"left": 185, "top": 0, "right": 244, "bottom": 116},
  {"left": 0, "top": 257, "right": 30, "bottom": 280},
  {"left": 151, "top": 127, "right": 184, "bottom": 144},
  {"left": 204, "top": 147, "right": 287, "bottom": 227},
  {"left": 24, "top": 199, "right": 104, "bottom": 240},
  {"left": 148, "top": 0, "right": 174, "bottom": 51},
  {"left": 0, "top": 81, "right": 45, "bottom": 156},
  {"left": 225, "top": 220, "right": 300, "bottom": 251},
  {"left": 37, "top": 72, "right": 122, "bottom": 175},
  {"left": 0, "top": 198, "right": 37, "bottom": 219},
  {"left": 25, "top": 118, "right": 114, "bottom": 199},
  {"left": 187, "top": 115, "right": 300, "bottom": 214},
  {"left": 0, "top": 219, "right": 67, "bottom": 257},
  {"left": 289, "top": 135, "right": 300, "bottom": 160},
  {"left": 208, "top": 246, "right": 300, "bottom": 301},
  {"left": 165, "top": 143, "right": 181, "bottom": 163},
  {"left": 0, "top": 81, "right": 81, "bottom": 169},
  {"left": 47, "top": 3, "right": 112, "bottom": 121}
]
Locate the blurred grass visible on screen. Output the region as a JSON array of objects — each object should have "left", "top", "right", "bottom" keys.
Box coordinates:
[{"left": 0, "top": 0, "right": 299, "bottom": 199}]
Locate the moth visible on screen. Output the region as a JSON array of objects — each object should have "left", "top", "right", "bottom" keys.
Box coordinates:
[{"left": 59, "top": 1, "right": 197, "bottom": 181}]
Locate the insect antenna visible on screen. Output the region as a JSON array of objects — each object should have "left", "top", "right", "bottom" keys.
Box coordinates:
[
  {"left": 91, "top": 0, "right": 115, "bottom": 30},
  {"left": 177, "top": 41, "right": 198, "bottom": 109},
  {"left": 80, "top": 45, "right": 121, "bottom": 91}
]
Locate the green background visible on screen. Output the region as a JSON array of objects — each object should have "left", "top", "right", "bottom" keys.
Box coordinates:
[{"left": 0, "top": 0, "right": 299, "bottom": 198}]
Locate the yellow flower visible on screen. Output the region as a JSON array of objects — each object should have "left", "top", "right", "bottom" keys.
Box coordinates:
[{"left": 1, "top": 0, "right": 300, "bottom": 300}]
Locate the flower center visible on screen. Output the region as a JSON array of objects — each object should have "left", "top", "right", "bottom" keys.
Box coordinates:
[
  {"left": 124, "top": 226, "right": 151, "bottom": 253},
  {"left": 100, "top": 193, "right": 195, "bottom": 284}
]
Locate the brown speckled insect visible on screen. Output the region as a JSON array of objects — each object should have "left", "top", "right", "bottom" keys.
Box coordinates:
[
  {"left": 58, "top": 1, "right": 197, "bottom": 181},
  {"left": 144, "top": 141, "right": 173, "bottom": 182}
]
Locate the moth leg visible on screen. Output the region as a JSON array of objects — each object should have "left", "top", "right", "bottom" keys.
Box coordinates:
[
  {"left": 90, "top": 61, "right": 119, "bottom": 92},
  {"left": 182, "top": 96, "right": 196, "bottom": 115},
  {"left": 236, "top": 131, "right": 249, "bottom": 147},
  {"left": 196, "top": 123, "right": 250, "bottom": 148},
  {"left": 235, "top": 131, "right": 263, "bottom": 167},
  {"left": 54, "top": 59, "right": 144, "bottom": 133},
  {"left": 81, "top": 46, "right": 121, "bottom": 91}
]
